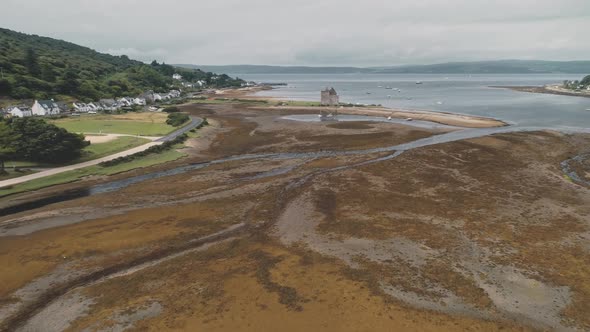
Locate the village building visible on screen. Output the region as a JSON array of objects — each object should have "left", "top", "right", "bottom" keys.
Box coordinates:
[
  {"left": 117, "top": 97, "right": 133, "bottom": 107},
  {"left": 9, "top": 106, "right": 33, "bottom": 118},
  {"left": 32, "top": 100, "right": 60, "bottom": 116},
  {"left": 133, "top": 97, "right": 146, "bottom": 106},
  {"left": 98, "top": 99, "right": 118, "bottom": 111},
  {"left": 56, "top": 102, "right": 70, "bottom": 113},
  {"left": 172, "top": 73, "right": 183, "bottom": 80},
  {"left": 73, "top": 102, "right": 90, "bottom": 113},
  {"left": 321, "top": 87, "right": 339, "bottom": 106}
]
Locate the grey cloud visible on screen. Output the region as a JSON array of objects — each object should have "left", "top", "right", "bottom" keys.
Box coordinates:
[{"left": 1, "top": 0, "right": 589, "bottom": 66}]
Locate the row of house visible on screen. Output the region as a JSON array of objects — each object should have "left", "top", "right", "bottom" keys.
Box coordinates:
[
  {"left": 172, "top": 74, "right": 207, "bottom": 89},
  {"left": 7, "top": 100, "right": 66, "bottom": 118},
  {"left": 3, "top": 89, "right": 183, "bottom": 118}
]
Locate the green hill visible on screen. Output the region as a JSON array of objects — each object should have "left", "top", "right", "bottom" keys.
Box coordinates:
[
  {"left": 0, "top": 28, "right": 243, "bottom": 102},
  {"left": 183, "top": 60, "right": 590, "bottom": 75}
]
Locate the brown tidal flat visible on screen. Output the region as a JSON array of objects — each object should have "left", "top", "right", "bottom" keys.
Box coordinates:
[{"left": 0, "top": 101, "right": 589, "bottom": 331}]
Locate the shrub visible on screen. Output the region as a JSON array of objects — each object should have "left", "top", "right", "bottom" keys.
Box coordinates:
[
  {"left": 166, "top": 112, "right": 189, "bottom": 127},
  {"left": 163, "top": 106, "right": 179, "bottom": 113}
]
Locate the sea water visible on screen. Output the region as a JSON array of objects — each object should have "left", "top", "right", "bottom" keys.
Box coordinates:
[{"left": 235, "top": 73, "right": 590, "bottom": 129}]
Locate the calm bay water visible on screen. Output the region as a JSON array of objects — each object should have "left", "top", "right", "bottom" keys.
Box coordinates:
[{"left": 236, "top": 74, "right": 590, "bottom": 129}]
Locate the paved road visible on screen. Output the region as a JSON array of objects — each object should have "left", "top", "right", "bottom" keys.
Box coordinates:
[
  {"left": 157, "top": 116, "right": 203, "bottom": 142},
  {"left": 0, "top": 117, "right": 203, "bottom": 188}
]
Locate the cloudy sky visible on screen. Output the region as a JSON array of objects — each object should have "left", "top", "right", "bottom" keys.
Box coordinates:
[{"left": 2, "top": 0, "right": 589, "bottom": 66}]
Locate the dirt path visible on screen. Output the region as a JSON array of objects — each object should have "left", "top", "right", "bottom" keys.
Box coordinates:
[
  {"left": 84, "top": 134, "right": 161, "bottom": 144},
  {"left": 0, "top": 142, "right": 162, "bottom": 188}
]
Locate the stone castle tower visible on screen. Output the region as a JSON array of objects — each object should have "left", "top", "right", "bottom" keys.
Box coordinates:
[{"left": 321, "top": 87, "right": 339, "bottom": 106}]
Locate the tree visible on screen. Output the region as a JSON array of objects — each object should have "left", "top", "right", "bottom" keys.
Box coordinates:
[
  {"left": 9, "top": 118, "right": 89, "bottom": 163},
  {"left": 24, "top": 47, "right": 41, "bottom": 77},
  {"left": 0, "top": 121, "right": 18, "bottom": 173},
  {"left": 166, "top": 113, "right": 189, "bottom": 126},
  {"left": 11, "top": 86, "right": 34, "bottom": 99},
  {"left": 581, "top": 75, "right": 590, "bottom": 86},
  {"left": 56, "top": 67, "right": 79, "bottom": 95},
  {"left": 40, "top": 63, "right": 56, "bottom": 82},
  {"left": 0, "top": 78, "right": 12, "bottom": 96},
  {"left": 79, "top": 81, "right": 101, "bottom": 100}
]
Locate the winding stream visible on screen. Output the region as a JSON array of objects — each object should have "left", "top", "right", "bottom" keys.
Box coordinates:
[{"left": 1, "top": 115, "right": 589, "bottom": 217}]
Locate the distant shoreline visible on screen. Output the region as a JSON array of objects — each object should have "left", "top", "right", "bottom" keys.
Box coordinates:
[{"left": 492, "top": 85, "right": 590, "bottom": 99}]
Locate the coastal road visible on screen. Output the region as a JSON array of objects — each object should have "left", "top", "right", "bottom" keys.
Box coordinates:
[
  {"left": 157, "top": 116, "right": 203, "bottom": 142},
  {"left": 0, "top": 117, "right": 202, "bottom": 188}
]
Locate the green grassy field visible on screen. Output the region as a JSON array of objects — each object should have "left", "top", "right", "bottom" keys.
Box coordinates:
[
  {"left": 0, "top": 149, "right": 187, "bottom": 197},
  {"left": 78, "top": 136, "right": 150, "bottom": 162},
  {"left": 50, "top": 113, "right": 176, "bottom": 136},
  {"left": 0, "top": 169, "right": 35, "bottom": 181},
  {"left": 6, "top": 136, "right": 151, "bottom": 168}
]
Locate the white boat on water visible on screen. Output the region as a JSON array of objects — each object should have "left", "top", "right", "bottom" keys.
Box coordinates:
[
  {"left": 416, "top": 81, "right": 423, "bottom": 85},
  {"left": 385, "top": 86, "right": 393, "bottom": 89},
  {"left": 406, "top": 117, "right": 413, "bottom": 121}
]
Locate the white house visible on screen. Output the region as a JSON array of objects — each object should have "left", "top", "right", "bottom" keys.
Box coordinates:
[
  {"left": 73, "top": 102, "right": 89, "bottom": 113},
  {"left": 196, "top": 80, "right": 206, "bottom": 87},
  {"left": 117, "top": 97, "right": 133, "bottom": 107},
  {"left": 86, "top": 103, "right": 98, "bottom": 111},
  {"left": 133, "top": 97, "right": 146, "bottom": 106},
  {"left": 98, "top": 99, "right": 118, "bottom": 111},
  {"left": 172, "top": 73, "right": 183, "bottom": 80},
  {"left": 32, "top": 100, "right": 60, "bottom": 116},
  {"left": 9, "top": 106, "right": 33, "bottom": 118}
]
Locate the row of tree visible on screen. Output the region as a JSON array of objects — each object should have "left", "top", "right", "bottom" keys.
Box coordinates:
[{"left": 0, "top": 118, "right": 89, "bottom": 172}]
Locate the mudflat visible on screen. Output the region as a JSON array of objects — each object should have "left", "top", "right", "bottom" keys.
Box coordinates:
[{"left": 0, "top": 101, "right": 589, "bottom": 331}]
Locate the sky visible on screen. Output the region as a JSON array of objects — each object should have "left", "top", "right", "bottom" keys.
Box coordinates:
[{"left": 2, "top": 0, "right": 590, "bottom": 66}]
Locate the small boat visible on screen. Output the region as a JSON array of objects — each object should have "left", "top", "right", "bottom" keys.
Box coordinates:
[
  {"left": 377, "top": 85, "right": 383, "bottom": 88},
  {"left": 387, "top": 115, "right": 392, "bottom": 120},
  {"left": 416, "top": 81, "right": 423, "bottom": 85},
  {"left": 385, "top": 86, "right": 393, "bottom": 89},
  {"left": 436, "top": 101, "right": 443, "bottom": 105},
  {"left": 586, "top": 108, "right": 590, "bottom": 111},
  {"left": 406, "top": 117, "right": 413, "bottom": 121},
  {"left": 366, "top": 92, "right": 372, "bottom": 94}
]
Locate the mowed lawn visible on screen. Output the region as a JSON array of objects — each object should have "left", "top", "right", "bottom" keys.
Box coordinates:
[
  {"left": 6, "top": 136, "right": 151, "bottom": 167},
  {"left": 78, "top": 136, "right": 151, "bottom": 162},
  {"left": 50, "top": 112, "right": 176, "bottom": 136}
]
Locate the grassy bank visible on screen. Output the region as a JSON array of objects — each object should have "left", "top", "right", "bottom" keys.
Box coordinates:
[
  {"left": 50, "top": 113, "right": 176, "bottom": 136},
  {"left": 0, "top": 149, "right": 187, "bottom": 197}
]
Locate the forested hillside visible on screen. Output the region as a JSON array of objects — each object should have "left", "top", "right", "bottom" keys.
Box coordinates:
[{"left": 0, "top": 28, "right": 243, "bottom": 101}]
